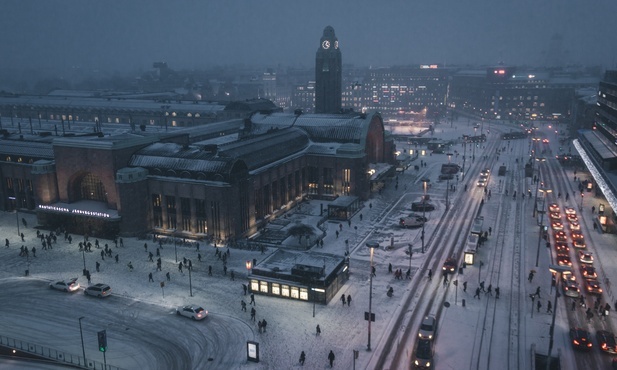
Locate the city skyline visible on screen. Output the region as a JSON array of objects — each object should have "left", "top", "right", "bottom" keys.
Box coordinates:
[{"left": 1, "top": 0, "right": 617, "bottom": 84}]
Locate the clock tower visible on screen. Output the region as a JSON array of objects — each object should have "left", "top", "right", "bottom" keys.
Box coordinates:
[{"left": 315, "top": 26, "right": 342, "bottom": 114}]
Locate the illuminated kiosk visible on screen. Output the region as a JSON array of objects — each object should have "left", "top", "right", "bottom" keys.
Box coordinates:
[{"left": 248, "top": 249, "right": 348, "bottom": 304}]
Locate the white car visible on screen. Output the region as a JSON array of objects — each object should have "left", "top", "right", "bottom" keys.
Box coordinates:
[
  {"left": 579, "top": 251, "right": 594, "bottom": 264},
  {"left": 84, "top": 283, "right": 111, "bottom": 298},
  {"left": 49, "top": 278, "right": 80, "bottom": 292},
  {"left": 176, "top": 305, "right": 208, "bottom": 321},
  {"left": 418, "top": 315, "right": 436, "bottom": 340},
  {"left": 565, "top": 207, "right": 576, "bottom": 215}
]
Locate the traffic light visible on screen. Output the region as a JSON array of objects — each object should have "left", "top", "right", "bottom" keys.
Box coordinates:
[{"left": 97, "top": 330, "right": 107, "bottom": 352}]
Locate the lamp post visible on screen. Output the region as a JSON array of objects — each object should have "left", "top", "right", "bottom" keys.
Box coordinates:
[
  {"left": 421, "top": 177, "right": 430, "bottom": 253},
  {"left": 246, "top": 260, "right": 252, "bottom": 277},
  {"left": 535, "top": 187, "right": 552, "bottom": 267},
  {"left": 472, "top": 126, "right": 477, "bottom": 162},
  {"left": 462, "top": 137, "right": 467, "bottom": 180},
  {"left": 546, "top": 265, "right": 572, "bottom": 370},
  {"left": 8, "top": 196, "right": 19, "bottom": 236},
  {"left": 78, "top": 317, "right": 87, "bottom": 367},
  {"left": 173, "top": 234, "right": 178, "bottom": 263},
  {"left": 82, "top": 248, "right": 87, "bottom": 276},
  {"left": 532, "top": 157, "right": 546, "bottom": 218},
  {"left": 366, "top": 241, "right": 379, "bottom": 351},
  {"left": 408, "top": 244, "right": 413, "bottom": 272},
  {"left": 188, "top": 260, "right": 193, "bottom": 297},
  {"left": 446, "top": 153, "right": 453, "bottom": 210}
]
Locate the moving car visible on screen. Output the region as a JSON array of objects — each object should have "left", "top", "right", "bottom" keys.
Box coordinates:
[
  {"left": 176, "top": 305, "right": 208, "bottom": 321},
  {"left": 565, "top": 207, "right": 577, "bottom": 215},
  {"left": 562, "top": 279, "right": 580, "bottom": 298},
  {"left": 418, "top": 315, "right": 436, "bottom": 340},
  {"left": 549, "top": 212, "right": 561, "bottom": 220},
  {"left": 413, "top": 339, "right": 434, "bottom": 369},
  {"left": 49, "top": 278, "right": 80, "bottom": 292},
  {"left": 84, "top": 283, "right": 111, "bottom": 298},
  {"left": 551, "top": 221, "right": 563, "bottom": 231},
  {"left": 571, "top": 231, "right": 584, "bottom": 240},
  {"left": 569, "top": 222, "right": 581, "bottom": 231},
  {"left": 578, "top": 251, "right": 593, "bottom": 264},
  {"left": 569, "top": 328, "right": 592, "bottom": 351},
  {"left": 567, "top": 214, "right": 579, "bottom": 223},
  {"left": 553, "top": 231, "right": 567, "bottom": 242},
  {"left": 442, "top": 258, "right": 457, "bottom": 274},
  {"left": 476, "top": 178, "right": 487, "bottom": 187},
  {"left": 548, "top": 203, "right": 560, "bottom": 213},
  {"left": 572, "top": 239, "right": 586, "bottom": 249},
  {"left": 596, "top": 330, "right": 617, "bottom": 354},
  {"left": 585, "top": 279, "right": 603, "bottom": 295},
  {"left": 554, "top": 243, "right": 569, "bottom": 253},
  {"left": 581, "top": 265, "right": 597, "bottom": 280},
  {"left": 557, "top": 253, "right": 572, "bottom": 267}
]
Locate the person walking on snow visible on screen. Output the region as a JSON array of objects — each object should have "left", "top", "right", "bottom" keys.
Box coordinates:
[
  {"left": 535, "top": 286, "right": 541, "bottom": 298},
  {"left": 547, "top": 300, "right": 552, "bottom": 313},
  {"left": 299, "top": 351, "right": 306, "bottom": 365},
  {"left": 347, "top": 294, "right": 352, "bottom": 306},
  {"left": 250, "top": 307, "right": 256, "bottom": 321},
  {"left": 341, "top": 294, "right": 346, "bottom": 306},
  {"left": 316, "top": 324, "right": 321, "bottom": 335},
  {"left": 328, "top": 350, "right": 335, "bottom": 367},
  {"left": 474, "top": 287, "right": 481, "bottom": 299},
  {"left": 537, "top": 300, "right": 542, "bottom": 313}
]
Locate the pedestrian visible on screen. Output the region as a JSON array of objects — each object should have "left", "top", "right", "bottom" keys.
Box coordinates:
[
  {"left": 262, "top": 319, "right": 267, "bottom": 332},
  {"left": 223, "top": 265, "right": 227, "bottom": 275},
  {"left": 86, "top": 272, "right": 91, "bottom": 284},
  {"left": 406, "top": 269, "right": 411, "bottom": 279},
  {"left": 148, "top": 272, "right": 154, "bottom": 282},
  {"left": 21, "top": 233, "right": 24, "bottom": 242},
  {"left": 115, "top": 254, "right": 119, "bottom": 263},
  {"left": 474, "top": 287, "right": 481, "bottom": 299},
  {"left": 156, "top": 248, "right": 160, "bottom": 257},
  {"left": 250, "top": 307, "right": 256, "bottom": 321},
  {"left": 208, "top": 265, "right": 212, "bottom": 276},
  {"left": 428, "top": 269, "right": 432, "bottom": 280},
  {"left": 299, "top": 351, "right": 306, "bottom": 366},
  {"left": 127, "top": 261, "right": 133, "bottom": 271},
  {"left": 243, "top": 284, "right": 247, "bottom": 295},
  {"left": 198, "top": 253, "right": 202, "bottom": 262},
  {"left": 480, "top": 281, "right": 485, "bottom": 292},
  {"left": 537, "top": 300, "right": 542, "bottom": 313},
  {"left": 96, "top": 261, "right": 100, "bottom": 272},
  {"left": 4, "top": 238, "right": 8, "bottom": 248},
  {"left": 488, "top": 227, "right": 492, "bottom": 236},
  {"left": 388, "top": 263, "right": 393, "bottom": 273},
  {"left": 463, "top": 281, "right": 468, "bottom": 292},
  {"left": 347, "top": 294, "right": 352, "bottom": 306},
  {"left": 605, "top": 303, "right": 611, "bottom": 316},
  {"left": 341, "top": 294, "right": 346, "bottom": 306},
  {"left": 100, "top": 250, "right": 105, "bottom": 260},
  {"left": 535, "top": 286, "right": 541, "bottom": 298},
  {"left": 547, "top": 300, "right": 552, "bottom": 313},
  {"left": 486, "top": 284, "right": 493, "bottom": 296},
  {"left": 144, "top": 243, "right": 148, "bottom": 252},
  {"left": 316, "top": 324, "right": 321, "bottom": 335},
  {"left": 230, "top": 270, "right": 235, "bottom": 281},
  {"left": 328, "top": 350, "right": 335, "bottom": 367},
  {"left": 31, "top": 247, "right": 36, "bottom": 257},
  {"left": 241, "top": 300, "right": 247, "bottom": 311},
  {"left": 528, "top": 271, "right": 534, "bottom": 283},
  {"left": 178, "top": 262, "right": 183, "bottom": 273},
  {"left": 258, "top": 320, "right": 263, "bottom": 333},
  {"left": 495, "top": 287, "right": 500, "bottom": 299},
  {"left": 250, "top": 293, "right": 255, "bottom": 305},
  {"left": 166, "top": 272, "right": 170, "bottom": 281},
  {"left": 148, "top": 252, "right": 153, "bottom": 262}
]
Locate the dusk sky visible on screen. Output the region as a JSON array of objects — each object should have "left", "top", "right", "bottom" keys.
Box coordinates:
[{"left": 2, "top": 0, "right": 617, "bottom": 78}]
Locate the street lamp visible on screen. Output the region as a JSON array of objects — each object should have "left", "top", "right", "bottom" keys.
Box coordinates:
[
  {"left": 408, "top": 244, "right": 413, "bottom": 272},
  {"left": 472, "top": 126, "right": 477, "bottom": 162},
  {"left": 546, "top": 265, "right": 572, "bottom": 370},
  {"left": 78, "top": 317, "right": 87, "bottom": 367},
  {"left": 366, "top": 241, "right": 379, "bottom": 351},
  {"left": 532, "top": 157, "right": 546, "bottom": 218},
  {"left": 188, "top": 260, "right": 193, "bottom": 297},
  {"left": 446, "top": 153, "right": 453, "bottom": 210},
  {"left": 535, "top": 186, "right": 552, "bottom": 267},
  {"left": 82, "top": 248, "right": 87, "bottom": 276},
  {"left": 421, "top": 177, "right": 430, "bottom": 253}
]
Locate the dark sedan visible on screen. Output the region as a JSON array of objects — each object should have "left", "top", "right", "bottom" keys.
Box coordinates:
[
  {"left": 597, "top": 330, "right": 617, "bottom": 354},
  {"left": 570, "top": 327, "right": 592, "bottom": 351}
]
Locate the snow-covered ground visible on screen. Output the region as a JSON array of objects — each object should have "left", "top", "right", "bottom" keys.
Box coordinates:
[{"left": 1, "top": 117, "right": 616, "bottom": 369}]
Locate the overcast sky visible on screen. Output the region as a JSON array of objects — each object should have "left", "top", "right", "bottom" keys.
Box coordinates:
[{"left": 2, "top": 0, "right": 616, "bottom": 78}]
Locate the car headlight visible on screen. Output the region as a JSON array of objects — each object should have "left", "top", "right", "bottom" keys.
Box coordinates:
[
  {"left": 414, "top": 360, "right": 419, "bottom": 365},
  {"left": 426, "top": 362, "right": 431, "bottom": 367}
]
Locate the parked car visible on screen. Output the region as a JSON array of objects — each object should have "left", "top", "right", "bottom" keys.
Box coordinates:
[
  {"left": 442, "top": 258, "right": 457, "bottom": 274},
  {"left": 413, "top": 339, "right": 434, "bottom": 369},
  {"left": 49, "top": 278, "right": 80, "bottom": 292},
  {"left": 570, "top": 328, "right": 592, "bottom": 351},
  {"left": 84, "top": 283, "right": 111, "bottom": 298},
  {"left": 176, "top": 305, "right": 208, "bottom": 321},
  {"left": 418, "top": 315, "right": 436, "bottom": 340},
  {"left": 597, "top": 330, "right": 617, "bottom": 354},
  {"left": 578, "top": 251, "right": 593, "bottom": 264}
]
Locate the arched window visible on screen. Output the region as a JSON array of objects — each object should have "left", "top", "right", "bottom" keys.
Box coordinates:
[{"left": 79, "top": 173, "right": 108, "bottom": 203}]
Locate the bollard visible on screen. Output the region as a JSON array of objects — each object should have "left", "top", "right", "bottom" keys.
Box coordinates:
[
  {"left": 462, "top": 299, "right": 466, "bottom": 307},
  {"left": 25, "top": 269, "right": 29, "bottom": 276},
  {"left": 458, "top": 267, "right": 463, "bottom": 274}
]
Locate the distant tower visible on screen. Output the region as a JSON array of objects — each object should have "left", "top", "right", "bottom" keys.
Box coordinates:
[{"left": 315, "top": 26, "right": 342, "bottom": 114}]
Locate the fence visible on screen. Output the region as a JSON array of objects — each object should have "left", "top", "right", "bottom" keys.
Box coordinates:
[{"left": 0, "top": 334, "right": 125, "bottom": 370}]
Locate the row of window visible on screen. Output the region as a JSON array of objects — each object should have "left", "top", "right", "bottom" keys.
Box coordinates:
[{"left": 250, "top": 279, "right": 310, "bottom": 301}]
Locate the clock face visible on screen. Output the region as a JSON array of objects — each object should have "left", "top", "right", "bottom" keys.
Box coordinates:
[
  {"left": 334, "top": 41, "right": 339, "bottom": 49},
  {"left": 322, "top": 40, "right": 330, "bottom": 49}
]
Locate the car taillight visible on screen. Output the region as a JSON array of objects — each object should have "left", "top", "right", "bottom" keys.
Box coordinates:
[
  {"left": 587, "top": 343, "right": 592, "bottom": 347},
  {"left": 602, "top": 343, "right": 607, "bottom": 349},
  {"left": 573, "top": 340, "right": 579, "bottom": 345}
]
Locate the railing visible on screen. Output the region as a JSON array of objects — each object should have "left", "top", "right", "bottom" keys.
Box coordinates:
[{"left": 0, "top": 334, "right": 125, "bottom": 370}]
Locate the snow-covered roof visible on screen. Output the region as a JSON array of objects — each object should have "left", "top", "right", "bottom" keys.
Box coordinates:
[{"left": 0, "top": 139, "right": 54, "bottom": 159}]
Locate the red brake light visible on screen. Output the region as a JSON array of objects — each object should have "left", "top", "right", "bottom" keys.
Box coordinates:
[{"left": 573, "top": 340, "right": 579, "bottom": 345}]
